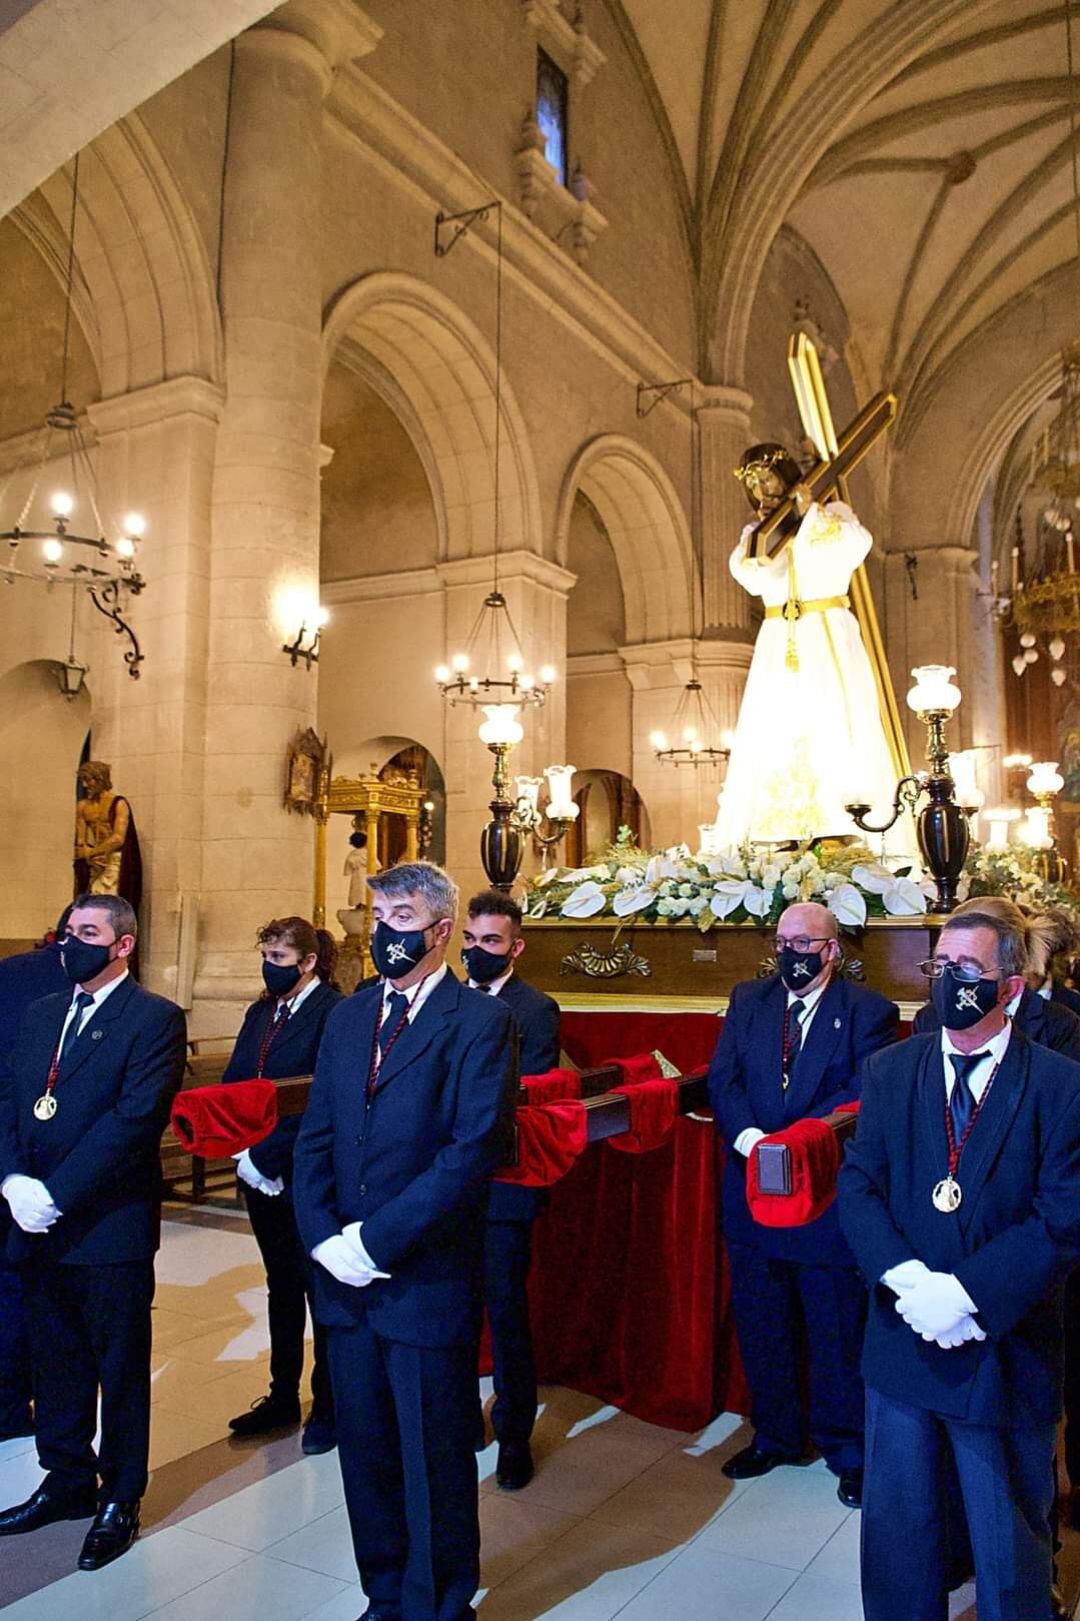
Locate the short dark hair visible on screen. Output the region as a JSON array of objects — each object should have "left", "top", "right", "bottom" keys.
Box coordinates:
[
  {"left": 943, "top": 897, "right": 1028, "bottom": 978},
  {"left": 71, "top": 893, "right": 138, "bottom": 940},
  {"left": 466, "top": 889, "right": 523, "bottom": 932}
]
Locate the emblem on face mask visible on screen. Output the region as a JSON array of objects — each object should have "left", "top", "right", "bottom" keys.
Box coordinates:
[
  {"left": 955, "top": 985, "right": 981, "bottom": 1011},
  {"left": 385, "top": 942, "right": 410, "bottom": 965},
  {"left": 791, "top": 961, "right": 810, "bottom": 979}
]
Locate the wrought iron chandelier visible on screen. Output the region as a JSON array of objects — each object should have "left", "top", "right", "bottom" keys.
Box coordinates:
[{"left": 0, "top": 152, "right": 147, "bottom": 680}]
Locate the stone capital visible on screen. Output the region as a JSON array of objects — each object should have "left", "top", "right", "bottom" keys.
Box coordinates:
[
  {"left": 248, "top": 0, "right": 382, "bottom": 86},
  {"left": 87, "top": 376, "right": 226, "bottom": 438},
  {"left": 436, "top": 550, "right": 578, "bottom": 597},
  {"left": 695, "top": 384, "right": 754, "bottom": 424}
]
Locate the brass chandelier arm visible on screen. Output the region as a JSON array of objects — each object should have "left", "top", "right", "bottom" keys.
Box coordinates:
[{"left": 845, "top": 774, "right": 923, "bottom": 835}]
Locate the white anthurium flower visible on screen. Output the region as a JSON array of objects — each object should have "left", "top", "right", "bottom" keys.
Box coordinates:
[
  {"left": 561, "top": 882, "right": 607, "bottom": 918},
  {"left": 882, "top": 877, "right": 928, "bottom": 916},
  {"left": 719, "top": 854, "right": 748, "bottom": 878},
  {"left": 710, "top": 880, "right": 754, "bottom": 918},
  {"left": 612, "top": 885, "right": 657, "bottom": 917},
  {"left": 828, "top": 884, "right": 867, "bottom": 927},
  {"left": 743, "top": 884, "right": 773, "bottom": 918},
  {"left": 851, "top": 862, "right": 893, "bottom": 896},
  {"left": 536, "top": 866, "right": 564, "bottom": 886},
  {"left": 615, "top": 865, "right": 641, "bottom": 885},
  {"left": 528, "top": 894, "right": 548, "bottom": 919},
  {"left": 645, "top": 854, "right": 679, "bottom": 885}
]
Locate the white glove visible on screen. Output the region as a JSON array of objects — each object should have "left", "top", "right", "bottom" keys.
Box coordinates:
[
  {"left": 233, "top": 1150, "right": 284, "bottom": 1198},
  {"left": 2, "top": 1174, "right": 60, "bottom": 1233},
  {"left": 893, "top": 1270, "right": 980, "bottom": 1342},
  {"left": 734, "top": 1128, "right": 766, "bottom": 1158},
  {"left": 312, "top": 1233, "right": 389, "bottom": 1288},
  {"left": 341, "top": 1221, "right": 390, "bottom": 1278},
  {"left": 932, "top": 1316, "right": 987, "bottom": 1350},
  {"left": 881, "top": 1258, "right": 931, "bottom": 1296}
]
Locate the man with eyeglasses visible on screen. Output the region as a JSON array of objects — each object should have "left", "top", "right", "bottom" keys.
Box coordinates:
[
  {"left": 838, "top": 902, "right": 1080, "bottom": 1621},
  {"left": 709, "top": 900, "right": 899, "bottom": 1508}
]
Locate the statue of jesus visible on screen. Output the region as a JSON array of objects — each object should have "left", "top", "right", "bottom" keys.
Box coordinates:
[{"left": 713, "top": 443, "right": 905, "bottom": 851}]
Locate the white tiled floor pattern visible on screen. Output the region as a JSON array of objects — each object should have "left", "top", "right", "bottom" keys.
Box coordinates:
[{"left": 0, "top": 1217, "right": 1055, "bottom": 1620}]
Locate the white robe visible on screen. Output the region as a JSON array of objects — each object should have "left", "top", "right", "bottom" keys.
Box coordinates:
[{"left": 714, "top": 500, "right": 905, "bottom": 850}]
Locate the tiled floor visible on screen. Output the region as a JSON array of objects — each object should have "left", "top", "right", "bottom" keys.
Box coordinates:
[{"left": 0, "top": 1214, "right": 1075, "bottom": 1619}]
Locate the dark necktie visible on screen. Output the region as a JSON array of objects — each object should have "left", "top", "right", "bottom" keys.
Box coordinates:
[
  {"left": 273, "top": 1003, "right": 290, "bottom": 1032},
  {"left": 948, "top": 1051, "right": 987, "bottom": 1142},
  {"left": 379, "top": 991, "right": 409, "bottom": 1057},
  {"left": 58, "top": 992, "right": 94, "bottom": 1071}
]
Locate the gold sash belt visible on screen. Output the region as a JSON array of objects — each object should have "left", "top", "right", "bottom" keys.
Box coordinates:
[{"left": 764, "top": 593, "right": 851, "bottom": 621}]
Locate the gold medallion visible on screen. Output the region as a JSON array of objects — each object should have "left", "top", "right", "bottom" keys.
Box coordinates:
[
  {"left": 32, "top": 1093, "right": 57, "bottom": 1122},
  {"left": 932, "top": 1175, "right": 962, "bottom": 1213}
]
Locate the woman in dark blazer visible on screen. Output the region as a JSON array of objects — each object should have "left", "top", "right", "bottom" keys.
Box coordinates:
[{"left": 223, "top": 916, "right": 341, "bottom": 1453}]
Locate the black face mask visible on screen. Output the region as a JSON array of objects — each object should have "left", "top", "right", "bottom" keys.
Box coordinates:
[
  {"left": 61, "top": 937, "right": 115, "bottom": 987},
  {"left": 461, "top": 944, "right": 512, "bottom": 985},
  {"left": 262, "top": 961, "right": 302, "bottom": 999},
  {"left": 777, "top": 945, "right": 825, "bottom": 993},
  {"left": 931, "top": 967, "right": 1002, "bottom": 1031},
  {"left": 371, "top": 921, "right": 432, "bottom": 980}
]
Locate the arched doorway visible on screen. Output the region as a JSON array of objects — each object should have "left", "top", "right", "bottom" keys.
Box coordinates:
[{"left": 564, "top": 769, "right": 650, "bottom": 867}]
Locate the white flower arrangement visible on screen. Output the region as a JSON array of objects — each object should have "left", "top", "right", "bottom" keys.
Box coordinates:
[{"left": 524, "top": 829, "right": 1078, "bottom": 933}]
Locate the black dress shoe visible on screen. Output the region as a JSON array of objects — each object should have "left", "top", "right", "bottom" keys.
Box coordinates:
[
  {"left": 301, "top": 1416, "right": 337, "bottom": 1455},
  {"left": 229, "top": 1393, "right": 301, "bottom": 1436},
  {"left": 0, "top": 1481, "right": 97, "bottom": 1535},
  {"left": 496, "top": 1440, "right": 534, "bottom": 1491},
  {"left": 78, "top": 1500, "right": 140, "bottom": 1570},
  {"left": 836, "top": 1468, "right": 862, "bottom": 1508},
  {"left": 721, "top": 1441, "right": 812, "bottom": 1480}
]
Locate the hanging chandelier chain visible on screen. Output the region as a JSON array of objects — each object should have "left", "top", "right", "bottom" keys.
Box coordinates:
[
  {"left": 60, "top": 152, "right": 80, "bottom": 407},
  {"left": 1067, "top": 0, "right": 1080, "bottom": 269},
  {"left": 493, "top": 201, "right": 503, "bottom": 596}
]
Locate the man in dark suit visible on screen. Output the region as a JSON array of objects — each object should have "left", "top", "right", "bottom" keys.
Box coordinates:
[
  {"left": 293, "top": 861, "right": 517, "bottom": 1621},
  {"left": 0, "top": 908, "right": 71, "bottom": 1443},
  {"left": 0, "top": 894, "right": 186, "bottom": 1571},
  {"left": 838, "top": 904, "right": 1080, "bottom": 1621},
  {"left": 912, "top": 897, "right": 1080, "bottom": 1060},
  {"left": 462, "top": 888, "right": 560, "bottom": 1491},
  {"left": 708, "top": 900, "right": 898, "bottom": 1507}
]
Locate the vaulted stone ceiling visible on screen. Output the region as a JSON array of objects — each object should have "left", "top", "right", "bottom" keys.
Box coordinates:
[{"left": 616, "top": 0, "right": 1078, "bottom": 452}]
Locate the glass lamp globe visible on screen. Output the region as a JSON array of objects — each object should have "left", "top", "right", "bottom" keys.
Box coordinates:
[
  {"left": 906, "top": 665, "right": 961, "bottom": 714},
  {"left": 478, "top": 704, "right": 524, "bottom": 746}
]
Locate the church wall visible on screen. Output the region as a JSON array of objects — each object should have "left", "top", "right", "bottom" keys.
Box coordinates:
[
  {"left": 565, "top": 660, "right": 632, "bottom": 785},
  {"left": 132, "top": 49, "right": 231, "bottom": 286}
]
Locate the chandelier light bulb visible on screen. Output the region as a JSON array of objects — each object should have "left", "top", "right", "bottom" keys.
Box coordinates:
[
  {"left": 720, "top": 727, "right": 736, "bottom": 751},
  {"left": 434, "top": 664, "right": 450, "bottom": 684},
  {"left": 519, "top": 673, "right": 534, "bottom": 690},
  {"left": 650, "top": 730, "right": 667, "bottom": 750},
  {"left": 1011, "top": 654, "right": 1027, "bottom": 676},
  {"left": 1019, "top": 632, "right": 1037, "bottom": 648},
  {"left": 468, "top": 675, "right": 479, "bottom": 691},
  {"left": 1024, "top": 648, "right": 1038, "bottom": 664},
  {"left": 115, "top": 535, "right": 136, "bottom": 560},
  {"left": 451, "top": 652, "right": 469, "bottom": 673},
  {"left": 507, "top": 652, "right": 523, "bottom": 673},
  {"left": 122, "top": 512, "right": 146, "bottom": 537},
  {"left": 1050, "top": 636, "right": 1066, "bottom": 661},
  {"left": 50, "top": 490, "right": 74, "bottom": 519},
  {"left": 539, "top": 665, "right": 556, "bottom": 685},
  {"left": 682, "top": 726, "right": 697, "bottom": 742},
  {"left": 690, "top": 739, "right": 702, "bottom": 754},
  {"left": 42, "top": 537, "right": 63, "bottom": 564}
]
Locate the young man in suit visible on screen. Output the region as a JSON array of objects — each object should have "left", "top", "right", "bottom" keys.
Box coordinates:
[
  {"left": 462, "top": 888, "right": 561, "bottom": 1491},
  {"left": 838, "top": 905, "right": 1080, "bottom": 1621},
  {"left": 293, "top": 861, "right": 518, "bottom": 1621},
  {"left": 708, "top": 901, "right": 899, "bottom": 1507},
  {"left": 0, "top": 895, "right": 187, "bottom": 1570},
  {"left": 0, "top": 906, "right": 71, "bottom": 1443},
  {"left": 912, "top": 897, "right": 1080, "bottom": 1061}
]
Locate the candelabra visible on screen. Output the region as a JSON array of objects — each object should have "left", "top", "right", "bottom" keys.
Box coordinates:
[
  {"left": 844, "top": 665, "right": 969, "bottom": 912},
  {"left": 512, "top": 768, "right": 580, "bottom": 869},
  {"left": 1020, "top": 760, "right": 1068, "bottom": 883}
]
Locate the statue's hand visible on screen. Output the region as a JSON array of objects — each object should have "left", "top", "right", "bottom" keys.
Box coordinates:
[{"left": 792, "top": 482, "right": 813, "bottom": 517}]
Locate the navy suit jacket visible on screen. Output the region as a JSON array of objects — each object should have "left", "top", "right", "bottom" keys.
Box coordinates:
[
  {"left": 0, "top": 944, "right": 69, "bottom": 1055},
  {"left": 914, "top": 984, "right": 1080, "bottom": 1061},
  {"left": 838, "top": 1030, "right": 1080, "bottom": 1427},
  {"left": 221, "top": 979, "right": 342, "bottom": 1184},
  {"left": 709, "top": 973, "right": 899, "bottom": 1265},
  {"left": 1050, "top": 982, "right": 1080, "bottom": 1021},
  {"left": 0, "top": 977, "right": 187, "bottom": 1265},
  {"left": 292, "top": 969, "right": 518, "bottom": 1347},
  {"left": 487, "top": 972, "right": 561, "bottom": 1223}
]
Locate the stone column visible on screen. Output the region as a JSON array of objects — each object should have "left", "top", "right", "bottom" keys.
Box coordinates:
[
  {"left": 87, "top": 377, "right": 224, "bottom": 1002},
  {"left": 697, "top": 384, "right": 755, "bottom": 635},
  {"left": 882, "top": 544, "right": 982, "bottom": 761},
  {"left": 436, "top": 551, "right": 575, "bottom": 901},
  {"left": 196, "top": 6, "right": 379, "bottom": 1025}
]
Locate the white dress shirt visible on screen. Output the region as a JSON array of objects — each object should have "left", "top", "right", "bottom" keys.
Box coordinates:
[
  {"left": 58, "top": 968, "right": 129, "bottom": 1048},
  {"left": 467, "top": 967, "right": 514, "bottom": 998},
  {"left": 374, "top": 964, "right": 447, "bottom": 1072},
  {"left": 278, "top": 974, "right": 320, "bottom": 1018},
  {"left": 940, "top": 1018, "right": 1011, "bottom": 1105}
]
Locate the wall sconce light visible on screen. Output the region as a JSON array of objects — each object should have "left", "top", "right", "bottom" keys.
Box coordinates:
[
  {"left": 282, "top": 605, "right": 328, "bottom": 670},
  {"left": 512, "top": 766, "right": 580, "bottom": 869}
]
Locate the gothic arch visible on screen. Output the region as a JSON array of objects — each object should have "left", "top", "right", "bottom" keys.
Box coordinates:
[
  {"left": 555, "top": 434, "right": 693, "bottom": 646},
  {"left": 321, "top": 272, "right": 543, "bottom": 565}
]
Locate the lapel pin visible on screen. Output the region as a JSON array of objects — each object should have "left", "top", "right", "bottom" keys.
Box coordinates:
[
  {"left": 92, "top": 1029, "right": 105, "bottom": 1041},
  {"left": 833, "top": 1018, "right": 842, "bottom": 1029}
]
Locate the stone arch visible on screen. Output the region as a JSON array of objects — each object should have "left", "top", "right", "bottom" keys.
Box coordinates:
[
  {"left": 555, "top": 435, "right": 694, "bottom": 645},
  {"left": 321, "top": 272, "right": 543, "bottom": 565},
  {"left": 11, "top": 113, "right": 222, "bottom": 402}
]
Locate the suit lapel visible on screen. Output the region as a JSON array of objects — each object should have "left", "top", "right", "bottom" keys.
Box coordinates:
[
  {"left": 278, "top": 981, "right": 330, "bottom": 1055},
  {"left": 785, "top": 976, "right": 845, "bottom": 1120},
  {"left": 954, "top": 1029, "right": 1027, "bottom": 1223},
  {"left": 57, "top": 977, "right": 137, "bottom": 1084},
  {"left": 374, "top": 970, "right": 459, "bottom": 1092}
]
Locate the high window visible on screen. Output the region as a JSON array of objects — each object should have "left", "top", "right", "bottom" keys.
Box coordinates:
[{"left": 536, "top": 47, "right": 569, "bottom": 185}]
